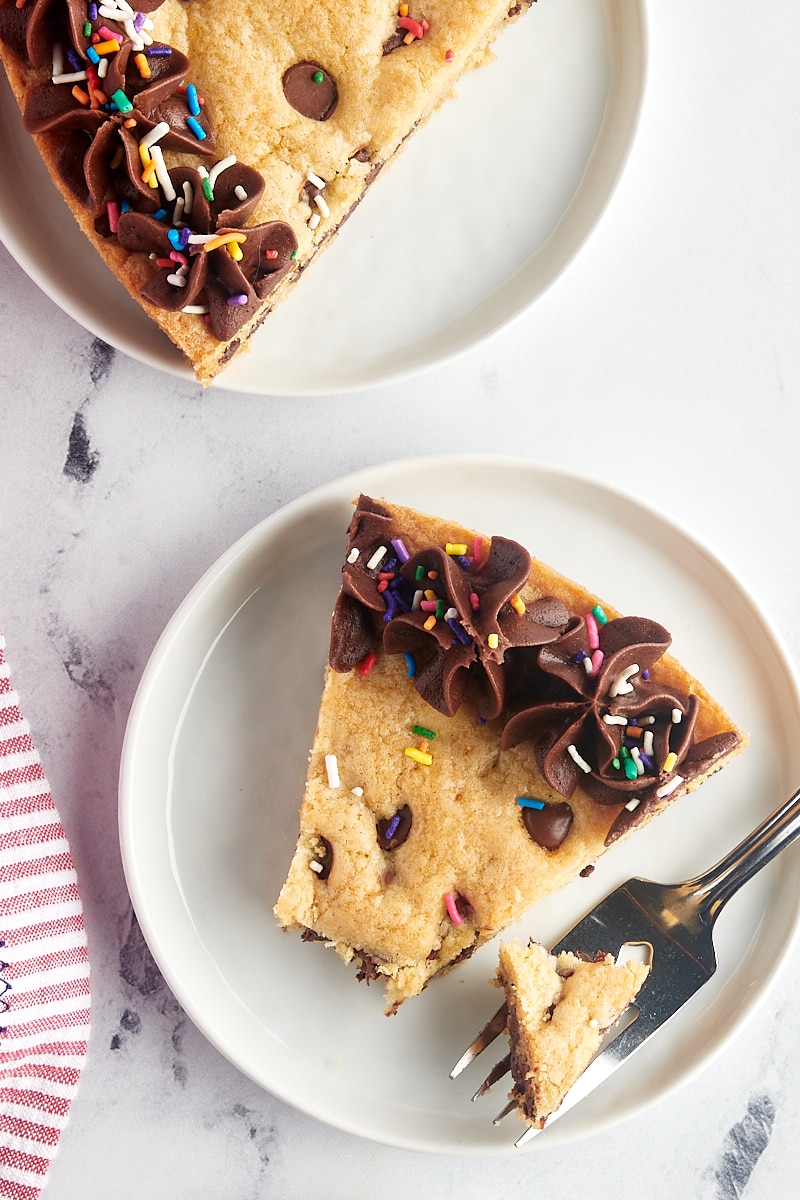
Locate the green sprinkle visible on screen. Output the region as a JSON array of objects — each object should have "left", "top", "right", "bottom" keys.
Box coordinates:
[
  {"left": 84, "top": 21, "right": 92, "bottom": 37},
  {"left": 201, "top": 178, "right": 214, "bottom": 203},
  {"left": 592, "top": 604, "right": 608, "bottom": 625},
  {"left": 312, "top": 70, "right": 324, "bottom": 84},
  {"left": 412, "top": 725, "right": 436, "bottom": 740},
  {"left": 111, "top": 88, "right": 133, "bottom": 114},
  {"left": 415, "top": 564, "right": 425, "bottom": 581},
  {"left": 517, "top": 797, "right": 545, "bottom": 810},
  {"left": 619, "top": 745, "right": 630, "bottom": 758},
  {"left": 435, "top": 598, "right": 445, "bottom": 620},
  {"left": 290, "top": 249, "right": 298, "bottom": 260},
  {"left": 623, "top": 757, "right": 638, "bottom": 780},
  {"left": 612, "top": 757, "right": 621, "bottom": 770}
]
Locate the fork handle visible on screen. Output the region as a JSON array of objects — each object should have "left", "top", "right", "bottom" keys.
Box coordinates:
[{"left": 682, "top": 784, "right": 800, "bottom": 927}]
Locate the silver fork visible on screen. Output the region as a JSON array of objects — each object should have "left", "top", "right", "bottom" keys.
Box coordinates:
[{"left": 450, "top": 785, "right": 800, "bottom": 1146}]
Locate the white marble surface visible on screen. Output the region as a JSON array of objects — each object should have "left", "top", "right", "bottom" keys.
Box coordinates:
[{"left": 2, "top": 1, "right": 800, "bottom": 1196}]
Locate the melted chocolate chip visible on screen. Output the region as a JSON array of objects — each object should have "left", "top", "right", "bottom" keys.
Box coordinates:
[
  {"left": 377, "top": 804, "right": 412, "bottom": 851},
  {"left": 521, "top": 801, "right": 573, "bottom": 851},
  {"left": 282, "top": 62, "right": 338, "bottom": 121},
  {"left": 310, "top": 836, "right": 333, "bottom": 880}
]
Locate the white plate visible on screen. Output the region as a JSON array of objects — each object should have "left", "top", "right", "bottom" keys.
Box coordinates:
[
  {"left": 119, "top": 455, "right": 800, "bottom": 1154},
  {"left": 0, "top": 1, "right": 646, "bottom": 395}
]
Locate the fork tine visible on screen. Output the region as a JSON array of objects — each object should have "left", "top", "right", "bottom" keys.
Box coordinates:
[
  {"left": 471, "top": 1051, "right": 511, "bottom": 1101},
  {"left": 492, "top": 1098, "right": 518, "bottom": 1125},
  {"left": 449, "top": 1001, "right": 508, "bottom": 1078}
]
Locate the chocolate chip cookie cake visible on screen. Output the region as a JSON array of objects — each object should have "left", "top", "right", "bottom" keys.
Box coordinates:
[
  {"left": 273, "top": 496, "right": 746, "bottom": 1013},
  {"left": 0, "top": 1, "right": 539, "bottom": 384}
]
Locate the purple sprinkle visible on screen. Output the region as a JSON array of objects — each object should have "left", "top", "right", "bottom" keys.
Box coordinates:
[
  {"left": 456, "top": 556, "right": 472, "bottom": 570},
  {"left": 642, "top": 669, "right": 650, "bottom": 680},
  {"left": 382, "top": 592, "right": 398, "bottom": 622},
  {"left": 391, "top": 538, "right": 410, "bottom": 564},
  {"left": 384, "top": 814, "right": 401, "bottom": 840},
  {"left": 628, "top": 717, "right": 638, "bottom": 726},
  {"left": 67, "top": 48, "right": 82, "bottom": 71},
  {"left": 146, "top": 46, "right": 173, "bottom": 57},
  {"left": 446, "top": 618, "right": 471, "bottom": 645},
  {"left": 639, "top": 752, "right": 655, "bottom": 772},
  {"left": 477, "top": 716, "right": 486, "bottom": 725},
  {"left": 571, "top": 650, "right": 588, "bottom": 664},
  {"left": 226, "top": 294, "right": 248, "bottom": 307},
  {"left": 383, "top": 556, "right": 398, "bottom": 573},
  {"left": 88, "top": 3, "right": 98, "bottom": 18},
  {"left": 134, "top": 11, "right": 147, "bottom": 31}
]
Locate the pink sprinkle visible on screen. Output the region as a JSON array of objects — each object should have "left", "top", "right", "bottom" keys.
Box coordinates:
[
  {"left": 420, "top": 600, "right": 438, "bottom": 612},
  {"left": 469, "top": 592, "right": 480, "bottom": 611},
  {"left": 98, "top": 25, "right": 118, "bottom": 42},
  {"left": 445, "top": 49, "right": 454, "bottom": 62},
  {"left": 590, "top": 649, "right": 604, "bottom": 675},
  {"left": 472, "top": 536, "right": 483, "bottom": 562},
  {"left": 265, "top": 249, "right": 279, "bottom": 260},
  {"left": 585, "top": 612, "right": 600, "bottom": 650},
  {"left": 106, "top": 201, "right": 119, "bottom": 233},
  {"left": 169, "top": 250, "right": 188, "bottom": 266},
  {"left": 444, "top": 893, "right": 462, "bottom": 926}
]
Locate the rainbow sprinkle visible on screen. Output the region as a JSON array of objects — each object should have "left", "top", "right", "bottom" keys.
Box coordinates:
[
  {"left": 404, "top": 747, "right": 432, "bottom": 766},
  {"left": 444, "top": 893, "right": 462, "bottom": 926}
]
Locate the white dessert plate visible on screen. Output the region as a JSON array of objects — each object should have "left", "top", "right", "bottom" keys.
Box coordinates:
[
  {"left": 0, "top": 0, "right": 646, "bottom": 396},
  {"left": 119, "top": 455, "right": 800, "bottom": 1155}
]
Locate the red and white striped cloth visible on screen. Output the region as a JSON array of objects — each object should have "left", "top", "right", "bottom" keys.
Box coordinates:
[{"left": 0, "top": 633, "right": 90, "bottom": 1199}]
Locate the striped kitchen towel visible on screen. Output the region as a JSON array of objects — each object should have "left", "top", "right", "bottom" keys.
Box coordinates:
[{"left": 0, "top": 632, "right": 90, "bottom": 1199}]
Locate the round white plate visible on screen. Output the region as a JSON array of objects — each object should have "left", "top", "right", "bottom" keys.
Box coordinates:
[
  {"left": 0, "top": 1, "right": 646, "bottom": 395},
  {"left": 119, "top": 455, "right": 800, "bottom": 1154}
]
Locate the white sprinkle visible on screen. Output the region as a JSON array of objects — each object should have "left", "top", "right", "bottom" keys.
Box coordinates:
[
  {"left": 602, "top": 714, "right": 627, "bottom": 726},
  {"left": 173, "top": 197, "right": 185, "bottom": 224},
  {"left": 52, "top": 43, "right": 64, "bottom": 79},
  {"left": 643, "top": 730, "right": 654, "bottom": 757},
  {"left": 444, "top": 607, "right": 458, "bottom": 621},
  {"left": 630, "top": 747, "right": 645, "bottom": 776},
  {"left": 609, "top": 664, "right": 639, "bottom": 698},
  {"left": 234, "top": 184, "right": 248, "bottom": 201},
  {"left": 671, "top": 708, "right": 683, "bottom": 724},
  {"left": 308, "top": 213, "right": 321, "bottom": 230},
  {"left": 97, "top": 58, "right": 109, "bottom": 79},
  {"left": 589, "top": 1018, "right": 599, "bottom": 1028},
  {"left": 181, "top": 305, "right": 209, "bottom": 314},
  {"left": 149, "top": 144, "right": 175, "bottom": 202},
  {"left": 567, "top": 745, "right": 592, "bottom": 774},
  {"left": 583, "top": 655, "right": 593, "bottom": 675},
  {"left": 166, "top": 273, "right": 187, "bottom": 288},
  {"left": 314, "top": 193, "right": 330, "bottom": 219},
  {"left": 208, "top": 154, "right": 237, "bottom": 190},
  {"left": 350, "top": 787, "right": 364, "bottom": 797},
  {"left": 324, "top": 754, "right": 340, "bottom": 789},
  {"left": 346, "top": 547, "right": 360, "bottom": 564},
  {"left": 52, "top": 70, "right": 89, "bottom": 85},
  {"left": 197, "top": 165, "right": 209, "bottom": 179},
  {"left": 307, "top": 170, "right": 326, "bottom": 190},
  {"left": 139, "top": 121, "right": 171, "bottom": 150},
  {"left": 148, "top": 253, "right": 157, "bottom": 260},
  {"left": 639, "top": 715, "right": 656, "bottom": 725},
  {"left": 309, "top": 860, "right": 323, "bottom": 874},
  {"left": 182, "top": 179, "right": 194, "bottom": 216},
  {"left": 412, "top": 589, "right": 423, "bottom": 611},
  {"left": 624, "top": 798, "right": 641, "bottom": 812},
  {"left": 366, "top": 546, "right": 387, "bottom": 570},
  {"left": 187, "top": 232, "right": 219, "bottom": 244},
  {"left": 656, "top": 774, "right": 684, "bottom": 799}
]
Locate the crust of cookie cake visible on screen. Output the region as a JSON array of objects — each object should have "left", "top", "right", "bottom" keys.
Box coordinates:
[
  {"left": 497, "top": 940, "right": 649, "bottom": 1126},
  {"left": 0, "top": 2, "right": 534, "bottom": 385},
  {"left": 274, "top": 498, "right": 746, "bottom": 1013}
]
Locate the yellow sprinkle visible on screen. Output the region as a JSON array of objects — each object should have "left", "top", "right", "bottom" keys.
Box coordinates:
[
  {"left": 487, "top": 633, "right": 499, "bottom": 650},
  {"left": 403, "top": 31, "right": 415, "bottom": 44},
  {"left": 423, "top": 615, "right": 436, "bottom": 631},
  {"left": 405, "top": 747, "right": 433, "bottom": 766},
  {"left": 94, "top": 39, "right": 121, "bottom": 54},
  {"left": 663, "top": 752, "right": 678, "bottom": 774},
  {"left": 510, "top": 594, "right": 526, "bottom": 615},
  {"left": 399, "top": 3, "right": 409, "bottom": 14},
  {"left": 138, "top": 143, "right": 152, "bottom": 168},
  {"left": 424, "top": 589, "right": 437, "bottom": 601},
  {"left": 134, "top": 52, "right": 151, "bottom": 79},
  {"left": 227, "top": 240, "right": 244, "bottom": 262},
  {"left": 445, "top": 543, "right": 468, "bottom": 555},
  {"left": 141, "top": 160, "right": 158, "bottom": 186},
  {"left": 203, "top": 231, "right": 248, "bottom": 253}
]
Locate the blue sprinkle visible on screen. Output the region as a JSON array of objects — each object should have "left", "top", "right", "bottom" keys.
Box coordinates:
[
  {"left": 146, "top": 45, "right": 172, "bottom": 57},
  {"left": 67, "top": 48, "right": 82, "bottom": 71},
  {"left": 571, "top": 650, "right": 588, "bottom": 664},
  {"left": 186, "top": 83, "right": 201, "bottom": 116},
  {"left": 86, "top": 45, "right": 100, "bottom": 65},
  {"left": 186, "top": 115, "right": 206, "bottom": 141},
  {"left": 517, "top": 797, "right": 545, "bottom": 810},
  {"left": 403, "top": 652, "right": 416, "bottom": 678},
  {"left": 167, "top": 228, "right": 183, "bottom": 250},
  {"left": 639, "top": 752, "right": 655, "bottom": 772},
  {"left": 153, "top": 208, "right": 168, "bottom": 221},
  {"left": 642, "top": 669, "right": 650, "bottom": 680},
  {"left": 120, "top": 199, "right": 131, "bottom": 213}
]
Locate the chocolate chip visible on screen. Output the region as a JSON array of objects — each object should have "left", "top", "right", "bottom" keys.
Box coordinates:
[
  {"left": 521, "top": 801, "right": 573, "bottom": 851},
  {"left": 309, "top": 836, "right": 333, "bottom": 880},
  {"left": 377, "top": 804, "right": 412, "bottom": 850},
  {"left": 282, "top": 62, "right": 338, "bottom": 120}
]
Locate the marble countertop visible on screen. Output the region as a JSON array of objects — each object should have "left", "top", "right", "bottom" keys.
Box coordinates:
[{"left": 2, "top": 2, "right": 800, "bottom": 1197}]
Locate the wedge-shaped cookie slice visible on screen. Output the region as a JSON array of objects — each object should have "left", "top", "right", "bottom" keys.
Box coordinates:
[
  {"left": 0, "top": 1, "right": 538, "bottom": 384},
  {"left": 274, "top": 496, "right": 746, "bottom": 1013},
  {"left": 497, "top": 940, "right": 649, "bottom": 1128}
]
